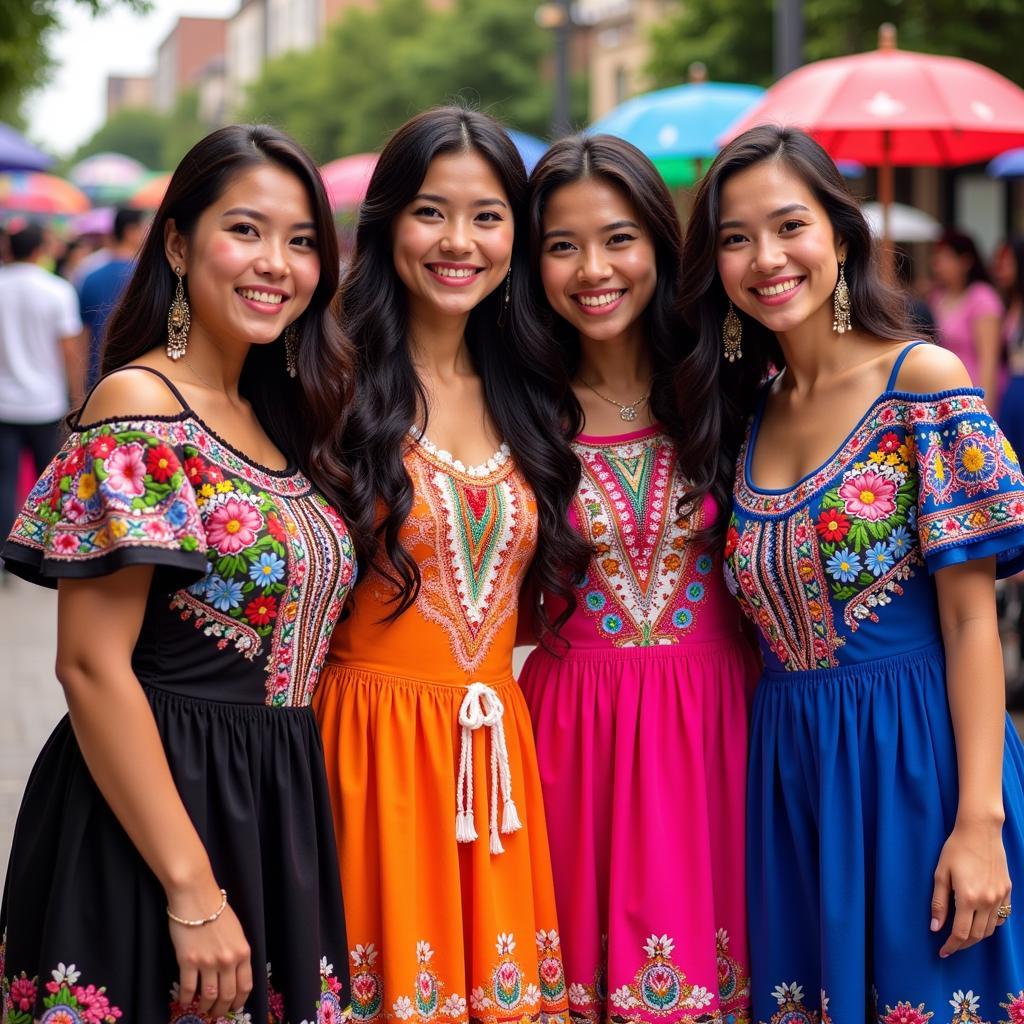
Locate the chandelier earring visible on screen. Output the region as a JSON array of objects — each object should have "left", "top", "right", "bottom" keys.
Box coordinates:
[
  {"left": 833, "top": 253, "right": 852, "bottom": 335},
  {"left": 284, "top": 324, "right": 298, "bottom": 378},
  {"left": 722, "top": 301, "right": 743, "bottom": 362},
  {"left": 496, "top": 268, "right": 512, "bottom": 328},
  {"left": 166, "top": 266, "right": 191, "bottom": 361}
]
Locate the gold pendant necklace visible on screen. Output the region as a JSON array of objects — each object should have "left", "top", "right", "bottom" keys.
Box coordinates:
[{"left": 580, "top": 379, "right": 651, "bottom": 422}]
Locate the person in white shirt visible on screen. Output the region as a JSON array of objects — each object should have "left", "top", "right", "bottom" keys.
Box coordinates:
[{"left": 0, "top": 222, "right": 83, "bottom": 553}]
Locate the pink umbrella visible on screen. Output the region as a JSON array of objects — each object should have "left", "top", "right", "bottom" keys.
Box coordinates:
[
  {"left": 720, "top": 25, "right": 1024, "bottom": 258},
  {"left": 71, "top": 206, "right": 115, "bottom": 236},
  {"left": 0, "top": 172, "right": 90, "bottom": 215},
  {"left": 320, "top": 153, "right": 378, "bottom": 211}
]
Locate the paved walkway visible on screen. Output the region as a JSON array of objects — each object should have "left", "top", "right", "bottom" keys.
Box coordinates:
[{"left": 0, "top": 575, "right": 64, "bottom": 871}]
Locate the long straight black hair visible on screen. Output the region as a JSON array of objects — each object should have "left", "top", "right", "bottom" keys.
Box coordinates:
[
  {"left": 333, "top": 106, "right": 590, "bottom": 631},
  {"left": 527, "top": 133, "right": 692, "bottom": 454},
  {"left": 677, "top": 124, "right": 912, "bottom": 542},
  {"left": 101, "top": 124, "right": 359, "bottom": 536}
]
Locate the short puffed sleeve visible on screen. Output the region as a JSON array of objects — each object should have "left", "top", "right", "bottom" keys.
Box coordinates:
[
  {"left": 911, "top": 389, "right": 1024, "bottom": 575},
  {"left": 3, "top": 417, "right": 207, "bottom": 588}
]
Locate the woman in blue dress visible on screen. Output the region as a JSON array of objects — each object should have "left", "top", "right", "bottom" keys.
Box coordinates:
[{"left": 678, "top": 123, "right": 1024, "bottom": 1021}]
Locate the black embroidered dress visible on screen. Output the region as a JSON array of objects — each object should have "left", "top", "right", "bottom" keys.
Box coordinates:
[{"left": 0, "top": 372, "right": 355, "bottom": 1024}]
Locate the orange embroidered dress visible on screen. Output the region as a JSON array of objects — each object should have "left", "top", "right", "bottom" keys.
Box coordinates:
[{"left": 314, "top": 432, "right": 568, "bottom": 1024}]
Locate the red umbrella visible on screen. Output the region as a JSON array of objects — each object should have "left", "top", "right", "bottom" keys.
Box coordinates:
[
  {"left": 0, "top": 172, "right": 89, "bottom": 215},
  {"left": 720, "top": 25, "right": 1024, "bottom": 256},
  {"left": 320, "top": 153, "right": 378, "bottom": 211}
]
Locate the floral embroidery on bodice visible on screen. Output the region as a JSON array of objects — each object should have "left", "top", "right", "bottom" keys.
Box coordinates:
[
  {"left": 726, "top": 388, "right": 1024, "bottom": 671},
  {"left": 8, "top": 415, "right": 356, "bottom": 706},
  {"left": 558, "top": 428, "right": 739, "bottom": 650}
]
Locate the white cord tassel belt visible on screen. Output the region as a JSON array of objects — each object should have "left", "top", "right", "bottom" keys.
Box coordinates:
[{"left": 456, "top": 682, "right": 523, "bottom": 854}]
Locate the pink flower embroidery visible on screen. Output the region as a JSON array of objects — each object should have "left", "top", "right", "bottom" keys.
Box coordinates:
[
  {"left": 63, "top": 497, "right": 91, "bottom": 524},
  {"left": 144, "top": 519, "right": 174, "bottom": 543},
  {"left": 73, "top": 983, "right": 123, "bottom": 1022},
  {"left": 104, "top": 443, "right": 147, "bottom": 498},
  {"left": 54, "top": 533, "right": 80, "bottom": 555},
  {"left": 10, "top": 975, "right": 38, "bottom": 1011},
  {"left": 206, "top": 499, "right": 264, "bottom": 554},
  {"left": 839, "top": 470, "right": 896, "bottom": 521}
]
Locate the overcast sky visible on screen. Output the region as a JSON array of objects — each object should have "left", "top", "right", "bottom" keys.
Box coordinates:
[{"left": 25, "top": 0, "right": 238, "bottom": 157}]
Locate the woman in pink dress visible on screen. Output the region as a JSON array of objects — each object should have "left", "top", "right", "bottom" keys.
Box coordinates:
[
  {"left": 518, "top": 135, "right": 760, "bottom": 1024},
  {"left": 929, "top": 228, "right": 1005, "bottom": 411}
]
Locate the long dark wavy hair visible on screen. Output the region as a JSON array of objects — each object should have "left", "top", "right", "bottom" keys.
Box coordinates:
[
  {"left": 333, "top": 106, "right": 589, "bottom": 632},
  {"left": 100, "top": 124, "right": 358, "bottom": 540},
  {"left": 677, "top": 124, "right": 911, "bottom": 543},
  {"left": 527, "top": 133, "right": 691, "bottom": 453}
]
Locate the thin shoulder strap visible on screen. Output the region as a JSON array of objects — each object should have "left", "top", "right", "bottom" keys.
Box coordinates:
[
  {"left": 885, "top": 340, "right": 929, "bottom": 392},
  {"left": 75, "top": 365, "right": 191, "bottom": 427}
]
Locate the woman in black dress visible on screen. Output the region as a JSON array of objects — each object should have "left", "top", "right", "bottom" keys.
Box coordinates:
[{"left": 0, "top": 125, "right": 357, "bottom": 1024}]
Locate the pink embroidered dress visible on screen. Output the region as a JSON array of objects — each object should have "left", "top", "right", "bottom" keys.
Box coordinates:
[{"left": 518, "top": 425, "right": 760, "bottom": 1024}]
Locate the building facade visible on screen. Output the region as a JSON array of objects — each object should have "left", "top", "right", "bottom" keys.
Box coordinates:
[{"left": 154, "top": 17, "right": 229, "bottom": 113}]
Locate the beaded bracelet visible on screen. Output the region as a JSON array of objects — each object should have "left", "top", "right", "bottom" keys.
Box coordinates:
[{"left": 166, "top": 889, "right": 228, "bottom": 927}]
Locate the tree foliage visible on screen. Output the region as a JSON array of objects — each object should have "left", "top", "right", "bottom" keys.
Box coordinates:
[
  {"left": 0, "top": 0, "right": 150, "bottom": 126},
  {"left": 241, "top": 0, "right": 584, "bottom": 162},
  {"left": 66, "top": 89, "right": 207, "bottom": 171},
  {"left": 648, "top": 0, "right": 1024, "bottom": 88}
]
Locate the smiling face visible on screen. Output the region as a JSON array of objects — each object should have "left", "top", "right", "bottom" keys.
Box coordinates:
[
  {"left": 392, "top": 150, "right": 513, "bottom": 323},
  {"left": 716, "top": 158, "right": 844, "bottom": 340},
  {"left": 165, "top": 162, "right": 320, "bottom": 351},
  {"left": 540, "top": 176, "right": 657, "bottom": 346}
]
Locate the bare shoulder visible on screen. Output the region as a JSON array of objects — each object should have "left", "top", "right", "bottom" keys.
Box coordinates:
[
  {"left": 889, "top": 341, "right": 974, "bottom": 395},
  {"left": 78, "top": 366, "right": 186, "bottom": 425}
]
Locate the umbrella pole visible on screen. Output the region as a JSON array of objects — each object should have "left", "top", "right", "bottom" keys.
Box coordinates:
[{"left": 879, "top": 130, "right": 894, "bottom": 282}]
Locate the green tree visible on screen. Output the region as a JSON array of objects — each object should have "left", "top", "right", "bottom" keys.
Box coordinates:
[
  {"left": 0, "top": 0, "right": 150, "bottom": 126},
  {"left": 160, "top": 88, "right": 208, "bottom": 168},
  {"left": 648, "top": 0, "right": 1024, "bottom": 88},
  {"left": 66, "top": 106, "right": 166, "bottom": 168},
  {"left": 241, "top": 0, "right": 586, "bottom": 162}
]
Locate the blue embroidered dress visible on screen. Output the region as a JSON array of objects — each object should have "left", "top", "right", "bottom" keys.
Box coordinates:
[{"left": 726, "top": 345, "right": 1024, "bottom": 1023}]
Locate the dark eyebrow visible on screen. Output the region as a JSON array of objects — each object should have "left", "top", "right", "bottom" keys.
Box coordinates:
[
  {"left": 412, "top": 193, "right": 508, "bottom": 209},
  {"left": 221, "top": 207, "right": 316, "bottom": 230},
  {"left": 542, "top": 219, "right": 641, "bottom": 242},
  {"left": 719, "top": 203, "right": 811, "bottom": 231}
]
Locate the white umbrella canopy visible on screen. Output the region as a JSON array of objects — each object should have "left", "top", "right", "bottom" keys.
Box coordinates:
[{"left": 861, "top": 201, "right": 941, "bottom": 243}]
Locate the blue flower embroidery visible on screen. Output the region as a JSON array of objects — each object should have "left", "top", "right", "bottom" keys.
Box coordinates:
[
  {"left": 585, "top": 590, "right": 606, "bottom": 611},
  {"left": 673, "top": 608, "right": 693, "bottom": 629},
  {"left": 249, "top": 551, "right": 286, "bottom": 585},
  {"left": 602, "top": 613, "right": 623, "bottom": 634},
  {"left": 686, "top": 582, "right": 706, "bottom": 602},
  {"left": 206, "top": 575, "right": 244, "bottom": 611},
  {"left": 166, "top": 499, "right": 191, "bottom": 528},
  {"left": 696, "top": 554, "right": 713, "bottom": 575},
  {"left": 864, "top": 541, "right": 894, "bottom": 577},
  {"left": 887, "top": 525, "right": 913, "bottom": 559},
  {"left": 826, "top": 547, "right": 861, "bottom": 583}
]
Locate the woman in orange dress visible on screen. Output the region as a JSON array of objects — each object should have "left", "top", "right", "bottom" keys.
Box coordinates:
[{"left": 313, "top": 107, "right": 589, "bottom": 1024}]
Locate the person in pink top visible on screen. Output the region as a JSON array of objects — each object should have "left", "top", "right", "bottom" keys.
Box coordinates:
[
  {"left": 929, "top": 228, "right": 1005, "bottom": 410},
  {"left": 517, "top": 135, "right": 761, "bottom": 1024}
]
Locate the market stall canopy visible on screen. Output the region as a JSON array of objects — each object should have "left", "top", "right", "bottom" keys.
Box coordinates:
[
  {"left": 71, "top": 206, "right": 116, "bottom": 236},
  {"left": 70, "top": 152, "right": 148, "bottom": 203},
  {"left": 0, "top": 172, "right": 89, "bottom": 215},
  {"left": 861, "top": 201, "right": 941, "bottom": 243},
  {"left": 590, "top": 80, "right": 765, "bottom": 186},
  {"left": 321, "top": 153, "right": 379, "bottom": 211},
  {"left": 987, "top": 148, "right": 1024, "bottom": 178},
  {"left": 507, "top": 130, "right": 548, "bottom": 175},
  {"left": 129, "top": 172, "right": 172, "bottom": 209},
  {"left": 0, "top": 123, "right": 54, "bottom": 172}
]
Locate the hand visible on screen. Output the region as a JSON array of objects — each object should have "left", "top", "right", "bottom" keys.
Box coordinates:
[
  {"left": 931, "top": 818, "right": 1011, "bottom": 957},
  {"left": 168, "top": 885, "right": 253, "bottom": 1019}
]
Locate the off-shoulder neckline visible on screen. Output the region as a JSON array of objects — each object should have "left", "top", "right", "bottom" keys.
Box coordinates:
[
  {"left": 742, "top": 385, "right": 985, "bottom": 498},
  {"left": 74, "top": 409, "right": 300, "bottom": 479}
]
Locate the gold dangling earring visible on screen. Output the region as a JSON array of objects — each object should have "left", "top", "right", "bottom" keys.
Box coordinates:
[
  {"left": 833, "top": 253, "right": 852, "bottom": 335},
  {"left": 284, "top": 324, "right": 298, "bottom": 378},
  {"left": 166, "top": 266, "right": 190, "bottom": 360},
  {"left": 496, "top": 268, "right": 511, "bottom": 328},
  {"left": 722, "top": 301, "right": 743, "bottom": 362}
]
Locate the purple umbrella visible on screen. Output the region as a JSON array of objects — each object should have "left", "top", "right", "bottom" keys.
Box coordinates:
[
  {"left": 0, "top": 123, "right": 54, "bottom": 172},
  {"left": 71, "top": 207, "right": 115, "bottom": 236}
]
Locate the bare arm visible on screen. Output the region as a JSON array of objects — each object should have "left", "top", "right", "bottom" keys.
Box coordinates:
[
  {"left": 57, "top": 568, "right": 252, "bottom": 1015},
  {"left": 972, "top": 312, "right": 1003, "bottom": 412},
  {"left": 60, "top": 329, "right": 87, "bottom": 409},
  {"left": 929, "top": 556, "right": 1011, "bottom": 957}
]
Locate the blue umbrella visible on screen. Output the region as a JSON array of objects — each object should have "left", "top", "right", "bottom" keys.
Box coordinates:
[
  {"left": 589, "top": 82, "right": 765, "bottom": 162},
  {"left": 0, "top": 123, "right": 53, "bottom": 172},
  {"left": 508, "top": 130, "right": 548, "bottom": 175},
  {"left": 988, "top": 148, "right": 1024, "bottom": 178}
]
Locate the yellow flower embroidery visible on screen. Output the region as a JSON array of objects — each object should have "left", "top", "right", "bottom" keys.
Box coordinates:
[
  {"left": 199, "top": 483, "right": 215, "bottom": 499},
  {"left": 77, "top": 473, "right": 97, "bottom": 500},
  {"left": 109, "top": 520, "right": 128, "bottom": 539},
  {"left": 216, "top": 480, "right": 234, "bottom": 493},
  {"left": 868, "top": 451, "right": 885, "bottom": 464},
  {"left": 885, "top": 452, "right": 900, "bottom": 466}
]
